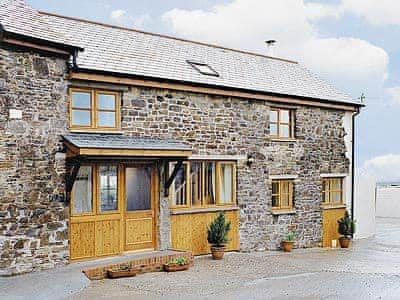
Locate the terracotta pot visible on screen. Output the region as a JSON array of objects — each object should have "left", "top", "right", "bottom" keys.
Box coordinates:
[
  {"left": 211, "top": 245, "right": 226, "bottom": 260},
  {"left": 107, "top": 267, "right": 138, "bottom": 279},
  {"left": 163, "top": 263, "right": 190, "bottom": 272},
  {"left": 281, "top": 241, "right": 294, "bottom": 252},
  {"left": 339, "top": 237, "right": 351, "bottom": 248}
]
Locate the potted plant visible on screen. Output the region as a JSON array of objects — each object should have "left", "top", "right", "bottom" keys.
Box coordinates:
[
  {"left": 337, "top": 210, "right": 356, "bottom": 248},
  {"left": 163, "top": 256, "right": 190, "bottom": 272},
  {"left": 281, "top": 231, "right": 294, "bottom": 252},
  {"left": 207, "top": 211, "right": 231, "bottom": 260},
  {"left": 107, "top": 262, "right": 138, "bottom": 279}
]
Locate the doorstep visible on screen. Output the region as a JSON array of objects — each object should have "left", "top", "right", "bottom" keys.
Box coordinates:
[{"left": 80, "top": 249, "right": 193, "bottom": 280}]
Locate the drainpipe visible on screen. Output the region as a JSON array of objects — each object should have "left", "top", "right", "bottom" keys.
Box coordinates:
[{"left": 351, "top": 107, "right": 361, "bottom": 222}]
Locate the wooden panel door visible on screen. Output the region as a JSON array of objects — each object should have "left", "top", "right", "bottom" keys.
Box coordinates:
[
  {"left": 124, "top": 166, "right": 156, "bottom": 252},
  {"left": 322, "top": 207, "right": 346, "bottom": 247}
]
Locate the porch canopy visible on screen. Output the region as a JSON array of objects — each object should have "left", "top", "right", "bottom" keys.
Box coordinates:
[{"left": 62, "top": 133, "right": 192, "bottom": 198}]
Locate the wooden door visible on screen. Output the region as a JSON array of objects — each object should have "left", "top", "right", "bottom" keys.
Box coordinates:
[
  {"left": 322, "top": 207, "right": 346, "bottom": 247},
  {"left": 70, "top": 164, "right": 122, "bottom": 260},
  {"left": 124, "top": 166, "right": 157, "bottom": 251}
]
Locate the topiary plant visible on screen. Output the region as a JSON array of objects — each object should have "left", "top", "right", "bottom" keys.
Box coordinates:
[
  {"left": 207, "top": 212, "right": 231, "bottom": 247},
  {"left": 337, "top": 211, "right": 356, "bottom": 238}
]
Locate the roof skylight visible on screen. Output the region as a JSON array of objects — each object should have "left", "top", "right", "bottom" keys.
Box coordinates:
[{"left": 187, "top": 60, "right": 219, "bottom": 77}]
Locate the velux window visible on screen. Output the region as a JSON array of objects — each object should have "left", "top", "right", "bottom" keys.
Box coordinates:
[
  {"left": 170, "top": 161, "right": 236, "bottom": 208},
  {"left": 187, "top": 60, "right": 219, "bottom": 76},
  {"left": 70, "top": 88, "right": 120, "bottom": 130},
  {"left": 270, "top": 108, "right": 294, "bottom": 138}
]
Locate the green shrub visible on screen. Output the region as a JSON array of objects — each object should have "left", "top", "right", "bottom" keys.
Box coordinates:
[
  {"left": 207, "top": 212, "right": 231, "bottom": 247},
  {"left": 283, "top": 231, "right": 294, "bottom": 242},
  {"left": 337, "top": 211, "right": 356, "bottom": 238}
]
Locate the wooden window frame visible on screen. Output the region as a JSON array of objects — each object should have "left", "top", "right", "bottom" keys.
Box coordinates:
[
  {"left": 169, "top": 161, "right": 237, "bottom": 209},
  {"left": 271, "top": 180, "right": 294, "bottom": 210},
  {"left": 69, "top": 88, "right": 120, "bottom": 131},
  {"left": 71, "top": 164, "right": 121, "bottom": 217},
  {"left": 270, "top": 108, "right": 294, "bottom": 138},
  {"left": 322, "top": 177, "right": 344, "bottom": 205}
]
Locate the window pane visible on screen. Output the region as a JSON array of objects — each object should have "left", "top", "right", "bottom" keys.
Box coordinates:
[
  {"left": 281, "top": 193, "right": 290, "bottom": 207},
  {"left": 270, "top": 110, "right": 278, "bottom": 122},
  {"left": 72, "top": 110, "right": 91, "bottom": 126},
  {"left": 270, "top": 124, "right": 278, "bottom": 136},
  {"left": 99, "top": 166, "right": 118, "bottom": 211},
  {"left": 272, "top": 182, "right": 279, "bottom": 195},
  {"left": 332, "top": 191, "right": 342, "bottom": 204},
  {"left": 322, "top": 191, "right": 329, "bottom": 203},
  {"left": 219, "top": 164, "right": 233, "bottom": 204},
  {"left": 72, "top": 166, "right": 92, "bottom": 214},
  {"left": 204, "top": 162, "right": 216, "bottom": 205},
  {"left": 272, "top": 195, "right": 279, "bottom": 207},
  {"left": 331, "top": 178, "right": 342, "bottom": 191},
  {"left": 280, "top": 110, "right": 290, "bottom": 123},
  {"left": 72, "top": 91, "right": 91, "bottom": 108},
  {"left": 191, "top": 162, "right": 202, "bottom": 206},
  {"left": 98, "top": 111, "right": 116, "bottom": 127},
  {"left": 126, "top": 167, "right": 151, "bottom": 211},
  {"left": 322, "top": 180, "right": 329, "bottom": 193},
  {"left": 280, "top": 124, "right": 290, "bottom": 137},
  {"left": 172, "top": 163, "right": 187, "bottom": 206},
  {"left": 98, "top": 93, "right": 116, "bottom": 110}
]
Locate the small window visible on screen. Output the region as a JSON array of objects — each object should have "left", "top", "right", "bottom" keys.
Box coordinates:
[
  {"left": 187, "top": 60, "right": 219, "bottom": 76},
  {"left": 270, "top": 108, "right": 294, "bottom": 138},
  {"left": 70, "top": 88, "right": 119, "bottom": 130},
  {"left": 272, "top": 180, "right": 294, "bottom": 210},
  {"left": 72, "top": 166, "right": 93, "bottom": 215},
  {"left": 322, "top": 178, "right": 344, "bottom": 205}
]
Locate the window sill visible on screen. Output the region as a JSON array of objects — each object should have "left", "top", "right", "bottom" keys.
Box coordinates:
[
  {"left": 270, "top": 138, "right": 296, "bottom": 142},
  {"left": 271, "top": 209, "right": 296, "bottom": 215},
  {"left": 69, "top": 129, "right": 123, "bottom": 135},
  {"left": 171, "top": 206, "right": 239, "bottom": 215},
  {"left": 321, "top": 204, "right": 346, "bottom": 210}
]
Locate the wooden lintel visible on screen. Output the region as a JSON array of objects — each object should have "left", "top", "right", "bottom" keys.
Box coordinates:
[
  {"left": 69, "top": 72, "right": 360, "bottom": 112},
  {"left": 164, "top": 160, "right": 183, "bottom": 197}
]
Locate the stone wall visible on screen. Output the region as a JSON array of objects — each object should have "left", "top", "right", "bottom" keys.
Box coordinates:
[
  {"left": 121, "top": 87, "right": 349, "bottom": 251},
  {"left": 0, "top": 46, "right": 350, "bottom": 275},
  {"left": 0, "top": 47, "right": 69, "bottom": 275}
]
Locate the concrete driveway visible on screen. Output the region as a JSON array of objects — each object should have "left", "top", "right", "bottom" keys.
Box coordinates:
[
  {"left": 2, "top": 218, "right": 400, "bottom": 299},
  {"left": 70, "top": 218, "right": 400, "bottom": 299}
]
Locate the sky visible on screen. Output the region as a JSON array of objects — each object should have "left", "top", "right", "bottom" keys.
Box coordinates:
[{"left": 27, "top": 0, "right": 400, "bottom": 182}]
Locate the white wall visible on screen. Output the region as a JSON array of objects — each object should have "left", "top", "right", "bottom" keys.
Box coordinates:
[
  {"left": 354, "top": 173, "right": 376, "bottom": 239},
  {"left": 343, "top": 112, "right": 353, "bottom": 210},
  {"left": 376, "top": 187, "right": 400, "bottom": 218}
]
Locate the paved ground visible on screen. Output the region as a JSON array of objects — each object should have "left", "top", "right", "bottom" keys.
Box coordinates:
[{"left": 3, "top": 217, "right": 400, "bottom": 299}]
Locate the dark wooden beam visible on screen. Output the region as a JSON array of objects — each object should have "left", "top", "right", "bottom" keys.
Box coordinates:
[{"left": 65, "top": 160, "right": 81, "bottom": 203}]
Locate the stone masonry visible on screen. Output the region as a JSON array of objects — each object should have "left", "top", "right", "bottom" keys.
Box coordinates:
[
  {"left": 0, "top": 46, "right": 349, "bottom": 275},
  {"left": 0, "top": 47, "right": 69, "bottom": 275}
]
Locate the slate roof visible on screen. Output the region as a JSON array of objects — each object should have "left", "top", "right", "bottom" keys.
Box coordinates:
[
  {"left": 0, "top": 0, "right": 79, "bottom": 48},
  {"left": 0, "top": 1, "right": 360, "bottom": 106},
  {"left": 63, "top": 134, "right": 192, "bottom": 151}
]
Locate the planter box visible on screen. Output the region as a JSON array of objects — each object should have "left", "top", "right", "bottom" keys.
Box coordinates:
[
  {"left": 107, "top": 268, "right": 138, "bottom": 279},
  {"left": 163, "top": 263, "right": 190, "bottom": 272}
]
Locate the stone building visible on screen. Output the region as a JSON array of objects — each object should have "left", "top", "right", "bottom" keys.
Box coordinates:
[{"left": 0, "top": 0, "right": 362, "bottom": 275}]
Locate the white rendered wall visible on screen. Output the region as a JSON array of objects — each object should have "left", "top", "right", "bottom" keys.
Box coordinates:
[
  {"left": 354, "top": 173, "right": 376, "bottom": 239},
  {"left": 343, "top": 112, "right": 353, "bottom": 209},
  {"left": 376, "top": 187, "right": 400, "bottom": 218}
]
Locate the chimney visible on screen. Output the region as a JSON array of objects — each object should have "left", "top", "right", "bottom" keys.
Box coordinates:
[{"left": 265, "top": 40, "right": 276, "bottom": 56}]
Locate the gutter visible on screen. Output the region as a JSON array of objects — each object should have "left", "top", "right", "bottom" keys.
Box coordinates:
[{"left": 351, "top": 107, "right": 361, "bottom": 222}]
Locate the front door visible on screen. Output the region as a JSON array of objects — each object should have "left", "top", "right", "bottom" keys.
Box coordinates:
[{"left": 124, "top": 166, "right": 157, "bottom": 251}]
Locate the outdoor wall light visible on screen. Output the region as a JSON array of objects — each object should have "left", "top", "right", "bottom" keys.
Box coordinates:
[{"left": 247, "top": 155, "right": 255, "bottom": 167}]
